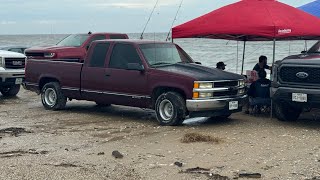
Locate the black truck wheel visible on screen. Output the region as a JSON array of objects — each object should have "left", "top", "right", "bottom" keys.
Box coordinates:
[
  {"left": 0, "top": 85, "right": 20, "bottom": 97},
  {"left": 274, "top": 102, "right": 302, "bottom": 121},
  {"left": 155, "top": 92, "right": 186, "bottom": 126},
  {"left": 41, "top": 82, "right": 67, "bottom": 110}
]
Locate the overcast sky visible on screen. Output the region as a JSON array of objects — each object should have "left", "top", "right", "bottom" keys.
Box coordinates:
[{"left": 0, "top": 0, "right": 315, "bottom": 34}]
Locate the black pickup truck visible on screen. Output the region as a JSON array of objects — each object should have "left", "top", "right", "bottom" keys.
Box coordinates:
[{"left": 271, "top": 41, "right": 320, "bottom": 121}]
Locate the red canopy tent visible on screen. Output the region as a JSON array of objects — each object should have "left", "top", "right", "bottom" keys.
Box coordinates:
[{"left": 172, "top": 0, "right": 320, "bottom": 74}]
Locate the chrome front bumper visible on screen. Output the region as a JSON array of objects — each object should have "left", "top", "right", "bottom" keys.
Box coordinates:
[
  {"left": 186, "top": 95, "right": 247, "bottom": 112},
  {"left": 0, "top": 68, "right": 25, "bottom": 80}
]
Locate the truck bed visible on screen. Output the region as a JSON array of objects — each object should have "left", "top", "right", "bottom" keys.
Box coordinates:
[{"left": 25, "top": 59, "right": 83, "bottom": 98}]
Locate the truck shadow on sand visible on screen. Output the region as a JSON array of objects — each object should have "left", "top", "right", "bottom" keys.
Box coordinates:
[
  {"left": 279, "top": 110, "right": 320, "bottom": 129},
  {"left": 0, "top": 95, "right": 20, "bottom": 101},
  {"left": 61, "top": 103, "right": 236, "bottom": 127}
]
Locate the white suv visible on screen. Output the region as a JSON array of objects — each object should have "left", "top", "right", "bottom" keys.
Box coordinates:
[{"left": 0, "top": 50, "right": 26, "bottom": 97}]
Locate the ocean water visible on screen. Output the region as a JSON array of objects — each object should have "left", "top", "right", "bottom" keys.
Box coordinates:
[{"left": 0, "top": 33, "right": 316, "bottom": 74}]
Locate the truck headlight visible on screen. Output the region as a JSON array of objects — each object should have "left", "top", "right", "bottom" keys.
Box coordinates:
[
  {"left": 194, "top": 82, "right": 213, "bottom": 89},
  {"left": 238, "top": 88, "right": 245, "bottom": 95},
  {"left": 0, "top": 57, "right": 2, "bottom": 67},
  {"left": 44, "top": 52, "right": 56, "bottom": 58},
  {"left": 193, "top": 92, "right": 213, "bottom": 99},
  {"left": 199, "top": 92, "right": 213, "bottom": 98},
  {"left": 238, "top": 79, "right": 245, "bottom": 87},
  {"left": 271, "top": 65, "right": 278, "bottom": 81}
]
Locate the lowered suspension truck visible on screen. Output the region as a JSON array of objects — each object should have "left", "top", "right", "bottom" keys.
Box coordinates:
[{"left": 24, "top": 39, "right": 247, "bottom": 126}]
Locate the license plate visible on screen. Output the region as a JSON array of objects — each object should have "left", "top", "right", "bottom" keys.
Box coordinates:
[
  {"left": 15, "top": 78, "right": 23, "bottom": 84},
  {"left": 229, "top": 101, "right": 238, "bottom": 110},
  {"left": 292, "top": 93, "right": 307, "bottom": 102}
]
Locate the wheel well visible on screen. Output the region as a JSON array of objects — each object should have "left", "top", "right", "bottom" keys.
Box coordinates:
[
  {"left": 39, "top": 77, "right": 59, "bottom": 90},
  {"left": 151, "top": 87, "right": 186, "bottom": 109}
]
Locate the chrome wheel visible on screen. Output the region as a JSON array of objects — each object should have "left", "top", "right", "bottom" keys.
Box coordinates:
[
  {"left": 44, "top": 88, "right": 57, "bottom": 107},
  {"left": 159, "top": 99, "right": 174, "bottom": 122}
]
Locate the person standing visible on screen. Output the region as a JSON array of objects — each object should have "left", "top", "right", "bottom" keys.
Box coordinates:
[
  {"left": 253, "top": 55, "right": 272, "bottom": 72},
  {"left": 216, "top": 61, "right": 226, "bottom": 70}
]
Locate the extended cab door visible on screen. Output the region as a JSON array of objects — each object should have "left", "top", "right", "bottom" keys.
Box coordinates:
[
  {"left": 81, "top": 42, "right": 112, "bottom": 102},
  {"left": 104, "top": 43, "right": 150, "bottom": 107}
]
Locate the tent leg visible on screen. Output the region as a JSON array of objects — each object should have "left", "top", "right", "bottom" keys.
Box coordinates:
[
  {"left": 241, "top": 41, "right": 246, "bottom": 75},
  {"left": 236, "top": 41, "right": 239, "bottom": 74},
  {"left": 271, "top": 39, "right": 276, "bottom": 119}
]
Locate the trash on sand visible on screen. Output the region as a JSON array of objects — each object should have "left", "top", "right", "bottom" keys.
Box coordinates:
[
  {"left": 238, "top": 173, "right": 262, "bottom": 178},
  {"left": 180, "top": 167, "right": 231, "bottom": 180}
]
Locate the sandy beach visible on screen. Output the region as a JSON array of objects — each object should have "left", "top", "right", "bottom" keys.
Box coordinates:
[{"left": 0, "top": 88, "right": 319, "bottom": 180}]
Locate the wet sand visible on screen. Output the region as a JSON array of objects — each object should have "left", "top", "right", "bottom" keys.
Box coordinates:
[{"left": 0, "top": 89, "right": 319, "bottom": 180}]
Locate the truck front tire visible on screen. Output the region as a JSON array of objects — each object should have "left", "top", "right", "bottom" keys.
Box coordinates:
[
  {"left": 155, "top": 92, "right": 186, "bottom": 126},
  {"left": 0, "top": 85, "right": 20, "bottom": 97},
  {"left": 41, "top": 82, "right": 67, "bottom": 110},
  {"left": 274, "top": 101, "right": 302, "bottom": 121}
]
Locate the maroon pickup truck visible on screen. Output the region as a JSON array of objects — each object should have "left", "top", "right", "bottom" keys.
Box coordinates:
[
  {"left": 25, "top": 32, "right": 128, "bottom": 62},
  {"left": 24, "top": 39, "right": 247, "bottom": 126}
]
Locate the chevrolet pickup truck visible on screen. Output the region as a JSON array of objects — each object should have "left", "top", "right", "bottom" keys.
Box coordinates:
[
  {"left": 24, "top": 40, "right": 247, "bottom": 126},
  {"left": 0, "top": 50, "right": 26, "bottom": 97},
  {"left": 272, "top": 40, "right": 320, "bottom": 121},
  {"left": 25, "top": 32, "right": 128, "bottom": 62}
]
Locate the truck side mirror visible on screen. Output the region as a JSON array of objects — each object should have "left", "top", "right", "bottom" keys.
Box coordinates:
[
  {"left": 86, "top": 45, "right": 90, "bottom": 51},
  {"left": 301, "top": 50, "right": 307, "bottom": 54},
  {"left": 195, "top": 62, "right": 202, "bottom": 65},
  {"left": 127, "top": 63, "right": 144, "bottom": 72}
]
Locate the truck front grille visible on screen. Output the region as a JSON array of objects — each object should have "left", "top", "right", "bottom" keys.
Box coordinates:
[
  {"left": 214, "top": 81, "right": 238, "bottom": 88},
  {"left": 279, "top": 66, "right": 320, "bottom": 85},
  {"left": 4, "top": 57, "right": 26, "bottom": 69},
  {"left": 25, "top": 52, "right": 44, "bottom": 57},
  {"left": 214, "top": 89, "right": 238, "bottom": 97}
]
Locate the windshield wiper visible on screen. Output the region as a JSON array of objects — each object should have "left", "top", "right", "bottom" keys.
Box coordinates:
[{"left": 151, "top": 62, "right": 173, "bottom": 66}]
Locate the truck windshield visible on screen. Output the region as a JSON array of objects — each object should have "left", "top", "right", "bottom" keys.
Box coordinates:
[
  {"left": 307, "top": 40, "right": 320, "bottom": 53},
  {"left": 139, "top": 43, "right": 192, "bottom": 67},
  {"left": 56, "top": 34, "right": 90, "bottom": 47}
]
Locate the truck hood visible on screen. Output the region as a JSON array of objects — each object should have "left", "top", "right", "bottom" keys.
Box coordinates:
[
  {"left": 26, "top": 46, "right": 79, "bottom": 52},
  {"left": 155, "top": 63, "right": 244, "bottom": 81},
  {"left": 279, "top": 58, "right": 320, "bottom": 65},
  {"left": 284, "top": 53, "right": 320, "bottom": 60},
  {"left": 0, "top": 50, "right": 26, "bottom": 58}
]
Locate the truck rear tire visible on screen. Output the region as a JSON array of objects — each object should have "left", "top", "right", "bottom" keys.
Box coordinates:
[
  {"left": 155, "top": 92, "right": 186, "bottom": 126},
  {"left": 41, "top": 82, "right": 67, "bottom": 110},
  {"left": 0, "top": 85, "right": 21, "bottom": 97},
  {"left": 274, "top": 102, "right": 302, "bottom": 121}
]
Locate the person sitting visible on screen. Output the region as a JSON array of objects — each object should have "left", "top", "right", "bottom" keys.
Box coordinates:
[
  {"left": 216, "top": 61, "right": 226, "bottom": 70},
  {"left": 246, "top": 70, "right": 271, "bottom": 114},
  {"left": 253, "top": 55, "right": 272, "bottom": 72}
]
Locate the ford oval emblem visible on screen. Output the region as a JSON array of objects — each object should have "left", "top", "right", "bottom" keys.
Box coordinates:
[{"left": 296, "top": 72, "right": 309, "bottom": 79}]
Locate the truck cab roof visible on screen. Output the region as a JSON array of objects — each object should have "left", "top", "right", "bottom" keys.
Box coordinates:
[{"left": 93, "top": 39, "right": 173, "bottom": 45}]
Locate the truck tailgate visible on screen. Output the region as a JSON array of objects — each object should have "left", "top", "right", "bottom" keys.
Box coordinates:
[{"left": 25, "top": 60, "right": 83, "bottom": 97}]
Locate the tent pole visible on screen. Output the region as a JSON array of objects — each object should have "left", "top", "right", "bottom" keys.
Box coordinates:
[
  {"left": 272, "top": 39, "right": 276, "bottom": 65},
  {"left": 271, "top": 38, "right": 276, "bottom": 119},
  {"left": 241, "top": 41, "right": 246, "bottom": 75},
  {"left": 236, "top": 41, "right": 239, "bottom": 74}
]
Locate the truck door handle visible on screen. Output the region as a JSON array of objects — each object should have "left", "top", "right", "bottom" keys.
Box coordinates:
[{"left": 105, "top": 74, "right": 111, "bottom": 77}]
